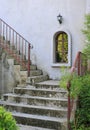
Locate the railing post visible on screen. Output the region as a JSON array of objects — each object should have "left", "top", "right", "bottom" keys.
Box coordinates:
[
  {"left": 67, "top": 81, "right": 71, "bottom": 130},
  {"left": 78, "top": 52, "right": 81, "bottom": 76},
  {"left": 28, "top": 43, "right": 30, "bottom": 77},
  {"left": 0, "top": 20, "right": 2, "bottom": 43},
  {"left": 66, "top": 51, "right": 87, "bottom": 130}
]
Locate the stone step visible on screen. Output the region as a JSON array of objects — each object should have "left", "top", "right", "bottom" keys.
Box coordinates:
[
  {"left": 20, "top": 65, "right": 37, "bottom": 71},
  {"left": 3, "top": 102, "right": 67, "bottom": 118},
  {"left": 35, "top": 80, "right": 61, "bottom": 90},
  {"left": 18, "top": 124, "right": 54, "bottom": 130},
  {"left": 3, "top": 94, "right": 68, "bottom": 108},
  {"left": 12, "top": 112, "right": 67, "bottom": 130},
  {"left": 14, "top": 87, "right": 67, "bottom": 98},
  {"left": 30, "top": 65, "right": 37, "bottom": 70},
  {"left": 16, "top": 82, "right": 61, "bottom": 91},
  {"left": 30, "top": 70, "right": 42, "bottom": 76},
  {"left": 26, "top": 75, "right": 49, "bottom": 85}
]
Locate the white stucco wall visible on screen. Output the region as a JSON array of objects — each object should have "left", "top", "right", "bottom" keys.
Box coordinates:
[
  {"left": 0, "top": 0, "right": 86, "bottom": 79},
  {"left": 86, "top": 0, "right": 90, "bottom": 13}
]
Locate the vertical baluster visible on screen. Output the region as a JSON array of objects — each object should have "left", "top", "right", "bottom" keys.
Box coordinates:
[
  {"left": 19, "top": 36, "right": 21, "bottom": 63},
  {"left": 12, "top": 30, "right": 14, "bottom": 55},
  {"left": 24, "top": 41, "right": 26, "bottom": 67},
  {"left": 19, "top": 36, "right": 20, "bottom": 55},
  {"left": 25, "top": 41, "right": 27, "bottom": 60},
  {"left": 67, "top": 81, "right": 71, "bottom": 130},
  {"left": 78, "top": 52, "right": 81, "bottom": 76},
  {"left": 28, "top": 43, "right": 30, "bottom": 76},
  {"left": 16, "top": 33, "right": 17, "bottom": 60},
  {"left": 3, "top": 23, "right": 5, "bottom": 45},
  {"left": 0, "top": 20, "right": 2, "bottom": 43},
  {"left": 22, "top": 38, "right": 24, "bottom": 66},
  {"left": 16, "top": 33, "right": 17, "bottom": 50},
  {"left": 9, "top": 28, "right": 11, "bottom": 53},
  {"left": 6, "top": 25, "right": 8, "bottom": 49}
]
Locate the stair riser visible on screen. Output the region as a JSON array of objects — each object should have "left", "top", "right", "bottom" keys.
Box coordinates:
[
  {"left": 35, "top": 84, "right": 60, "bottom": 90},
  {"left": 31, "top": 77, "right": 49, "bottom": 85},
  {"left": 3, "top": 96, "right": 67, "bottom": 108},
  {"left": 27, "top": 99, "right": 67, "bottom": 108},
  {"left": 26, "top": 75, "right": 49, "bottom": 85},
  {"left": 30, "top": 70, "right": 42, "bottom": 76},
  {"left": 5, "top": 105, "right": 67, "bottom": 118},
  {"left": 30, "top": 65, "right": 37, "bottom": 70},
  {"left": 13, "top": 116, "right": 64, "bottom": 130},
  {"left": 14, "top": 89, "right": 67, "bottom": 98},
  {"left": 21, "top": 65, "right": 37, "bottom": 71}
]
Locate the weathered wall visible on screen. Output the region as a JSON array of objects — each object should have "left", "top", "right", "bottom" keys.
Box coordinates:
[
  {"left": 0, "top": 0, "right": 86, "bottom": 79},
  {"left": 0, "top": 52, "right": 16, "bottom": 95}
]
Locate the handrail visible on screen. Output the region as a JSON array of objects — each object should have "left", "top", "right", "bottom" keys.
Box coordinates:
[
  {"left": 67, "top": 51, "right": 87, "bottom": 130},
  {"left": 0, "top": 18, "right": 32, "bottom": 76}
]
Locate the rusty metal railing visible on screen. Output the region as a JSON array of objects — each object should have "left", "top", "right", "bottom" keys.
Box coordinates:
[
  {"left": 0, "top": 18, "right": 32, "bottom": 76},
  {"left": 67, "top": 51, "right": 87, "bottom": 130}
]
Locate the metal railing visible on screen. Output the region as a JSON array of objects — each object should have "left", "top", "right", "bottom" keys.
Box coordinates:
[
  {"left": 67, "top": 51, "right": 87, "bottom": 130},
  {"left": 0, "top": 18, "right": 32, "bottom": 76}
]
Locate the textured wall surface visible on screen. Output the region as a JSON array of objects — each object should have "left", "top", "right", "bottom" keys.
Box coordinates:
[
  {"left": 0, "top": 53, "right": 16, "bottom": 95},
  {"left": 0, "top": 0, "right": 86, "bottom": 79}
]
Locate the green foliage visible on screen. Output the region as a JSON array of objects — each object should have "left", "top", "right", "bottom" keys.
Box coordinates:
[
  {"left": 0, "top": 106, "right": 19, "bottom": 130},
  {"left": 60, "top": 70, "right": 90, "bottom": 129},
  {"left": 70, "top": 74, "right": 90, "bottom": 130},
  {"left": 60, "top": 72, "right": 83, "bottom": 98},
  {"left": 82, "top": 14, "right": 90, "bottom": 58},
  {"left": 59, "top": 72, "right": 71, "bottom": 89},
  {"left": 70, "top": 75, "right": 83, "bottom": 98}
]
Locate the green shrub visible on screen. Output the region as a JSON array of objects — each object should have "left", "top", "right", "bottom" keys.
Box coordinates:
[
  {"left": 82, "top": 14, "right": 90, "bottom": 58},
  {"left": 60, "top": 73, "right": 83, "bottom": 98},
  {"left": 60, "top": 72, "right": 90, "bottom": 129},
  {"left": 0, "top": 106, "right": 19, "bottom": 130},
  {"left": 70, "top": 74, "right": 90, "bottom": 130}
]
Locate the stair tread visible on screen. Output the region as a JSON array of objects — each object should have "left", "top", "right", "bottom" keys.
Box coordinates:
[
  {"left": 29, "top": 75, "right": 48, "bottom": 78},
  {"left": 20, "top": 68, "right": 41, "bottom": 73},
  {"left": 4, "top": 93, "right": 68, "bottom": 101},
  {"left": 15, "top": 87, "right": 67, "bottom": 93},
  {"left": 18, "top": 124, "right": 54, "bottom": 130},
  {"left": 12, "top": 112, "right": 67, "bottom": 123},
  {"left": 30, "top": 70, "right": 41, "bottom": 72},
  {"left": 36, "top": 80, "right": 59, "bottom": 86},
  {"left": 3, "top": 102, "right": 67, "bottom": 111},
  {"left": 17, "top": 84, "right": 59, "bottom": 89}
]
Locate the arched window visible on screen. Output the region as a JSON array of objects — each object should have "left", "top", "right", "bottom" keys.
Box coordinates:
[
  {"left": 52, "top": 30, "right": 71, "bottom": 67},
  {"left": 55, "top": 32, "right": 68, "bottom": 63}
]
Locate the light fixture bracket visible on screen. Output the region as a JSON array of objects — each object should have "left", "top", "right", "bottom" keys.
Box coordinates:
[{"left": 57, "top": 14, "right": 62, "bottom": 24}]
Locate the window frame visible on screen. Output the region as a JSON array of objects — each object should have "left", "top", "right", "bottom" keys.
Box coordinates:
[{"left": 52, "top": 30, "right": 72, "bottom": 67}]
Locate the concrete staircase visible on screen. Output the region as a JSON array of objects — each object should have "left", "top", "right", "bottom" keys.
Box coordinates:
[
  {"left": 1, "top": 75, "right": 68, "bottom": 130},
  {"left": 0, "top": 18, "right": 68, "bottom": 130},
  {"left": 0, "top": 47, "right": 68, "bottom": 130}
]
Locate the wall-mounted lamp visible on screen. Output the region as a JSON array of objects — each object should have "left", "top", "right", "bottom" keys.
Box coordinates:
[{"left": 57, "top": 14, "right": 63, "bottom": 24}]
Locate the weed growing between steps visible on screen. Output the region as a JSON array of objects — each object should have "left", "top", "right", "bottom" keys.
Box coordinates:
[
  {"left": 60, "top": 73, "right": 90, "bottom": 130},
  {"left": 0, "top": 106, "right": 19, "bottom": 130}
]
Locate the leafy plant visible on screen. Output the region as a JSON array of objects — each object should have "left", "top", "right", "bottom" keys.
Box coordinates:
[
  {"left": 70, "top": 74, "right": 90, "bottom": 130},
  {"left": 0, "top": 106, "right": 19, "bottom": 130},
  {"left": 60, "top": 69, "right": 90, "bottom": 129},
  {"left": 82, "top": 14, "right": 90, "bottom": 59},
  {"left": 60, "top": 72, "right": 83, "bottom": 98}
]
